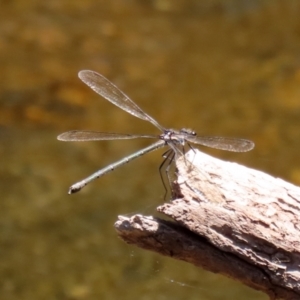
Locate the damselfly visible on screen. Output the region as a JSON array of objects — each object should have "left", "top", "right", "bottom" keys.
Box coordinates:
[{"left": 58, "top": 70, "right": 254, "bottom": 194}]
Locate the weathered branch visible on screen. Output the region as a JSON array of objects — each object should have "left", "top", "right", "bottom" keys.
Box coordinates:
[{"left": 115, "top": 150, "right": 300, "bottom": 300}]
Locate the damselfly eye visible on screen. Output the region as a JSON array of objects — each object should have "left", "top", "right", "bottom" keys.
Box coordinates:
[{"left": 180, "top": 128, "right": 196, "bottom": 136}]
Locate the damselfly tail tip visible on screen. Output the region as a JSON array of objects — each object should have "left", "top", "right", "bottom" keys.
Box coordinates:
[
  {"left": 68, "top": 187, "right": 79, "bottom": 194},
  {"left": 68, "top": 182, "right": 85, "bottom": 194}
]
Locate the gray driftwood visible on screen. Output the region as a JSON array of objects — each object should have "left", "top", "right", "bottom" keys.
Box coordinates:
[{"left": 115, "top": 150, "right": 300, "bottom": 300}]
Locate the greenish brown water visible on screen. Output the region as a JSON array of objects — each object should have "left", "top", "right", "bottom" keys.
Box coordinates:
[{"left": 1, "top": 1, "right": 300, "bottom": 299}]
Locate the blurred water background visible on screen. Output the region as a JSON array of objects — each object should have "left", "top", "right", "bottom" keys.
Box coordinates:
[{"left": 1, "top": 1, "right": 300, "bottom": 299}]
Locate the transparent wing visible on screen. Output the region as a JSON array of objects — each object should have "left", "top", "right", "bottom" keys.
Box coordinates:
[
  {"left": 57, "top": 130, "right": 157, "bottom": 142},
  {"left": 185, "top": 136, "right": 254, "bottom": 152},
  {"left": 79, "top": 70, "right": 164, "bottom": 131}
]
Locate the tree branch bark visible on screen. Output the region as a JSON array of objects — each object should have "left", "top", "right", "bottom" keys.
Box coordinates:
[{"left": 115, "top": 150, "right": 300, "bottom": 300}]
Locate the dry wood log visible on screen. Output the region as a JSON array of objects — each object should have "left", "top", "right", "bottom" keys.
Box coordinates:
[{"left": 115, "top": 150, "right": 300, "bottom": 300}]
